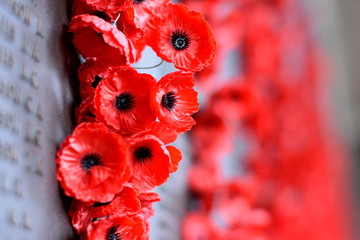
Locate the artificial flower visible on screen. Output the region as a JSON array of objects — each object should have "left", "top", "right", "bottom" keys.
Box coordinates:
[
  {"left": 86, "top": 214, "right": 147, "bottom": 240},
  {"left": 94, "top": 67, "right": 156, "bottom": 133},
  {"left": 153, "top": 71, "right": 199, "bottom": 134},
  {"left": 75, "top": 97, "right": 96, "bottom": 124},
  {"left": 116, "top": 9, "right": 146, "bottom": 63},
  {"left": 138, "top": 191, "right": 161, "bottom": 233},
  {"left": 81, "top": 0, "right": 132, "bottom": 15},
  {"left": 139, "top": 121, "right": 178, "bottom": 145},
  {"left": 71, "top": 0, "right": 119, "bottom": 22},
  {"left": 69, "top": 14, "right": 134, "bottom": 66},
  {"left": 70, "top": 184, "right": 141, "bottom": 234},
  {"left": 78, "top": 60, "right": 110, "bottom": 100},
  {"left": 57, "top": 122, "right": 131, "bottom": 202},
  {"left": 126, "top": 133, "right": 180, "bottom": 190},
  {"left": 128, "top": 0, "right": 170, "bottom": 30},
  {"left": 144, "top": 3, "right": 216, "bottom": 72}
]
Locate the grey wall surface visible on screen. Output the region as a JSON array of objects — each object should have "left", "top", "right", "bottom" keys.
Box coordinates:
[{"left": 0, "top": 0, "right": 75, "bottom": 239}]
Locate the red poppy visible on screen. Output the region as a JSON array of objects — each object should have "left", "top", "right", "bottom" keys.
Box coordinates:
[
  {"left": 94, "top": 67, "right": 156, "bottom": 134},
  {"left": 78, "top": 60, "right": 110, "bottom": 100},
  {"left": 182, "top": 213, "right": 220, "bottom": 240},
  {"left": 76, "top": 97, "right": 96, "bottom": 124},
  {"left": 188, "top": 163, "right": 220, "bottom": 195},
  {"left": 72, "top": 0, "right": 119, "bottom": 22},
  {"left": 217, "top": 191, "right": 271, "bottom": 228},
  {"left": 123, "top": 122, "right": 181, "bottom": 172},
  {"left": 117, "top": 9, "right": 146, "bottom": 63},
  {"left": 221, "top": 228, "right": 269, "bottom": 240},
  {"left": 126, "top": 133, "right": 180, "bottom": 190},
  {"left": 86, "top": 214, "right": 147, "bottom": 240},
  {"left": 144, "top": 3, "right": 216, "bottom": 72},
  {"left": 138, "top": 191, "right": 161, "bottom": 232},
  {"left": 57, "top": 122, "right": 131, "bottom": 202},
  {"left": 69, "top": 14, "right": 134, "bottom": 66},
  {"left": 70, "top": 184, "right": 141, "bottom": 234},
  {"left": 153, "top": 71, "right": 199, "bottom": 134},
  {"left": 138, "top": 121, "right": 178, "bottom": 145},
  {"left": 81, "top": 0, "right": 132, "bottom": 15},
  {"left": 191, "top": 110, "right": 232, "bottom": 161},
  {"left": 127, "top": 0, "right": 170, "bottom": 30},
  {"left": 209, "top": 81, "right": 258, "bottom": 122}
]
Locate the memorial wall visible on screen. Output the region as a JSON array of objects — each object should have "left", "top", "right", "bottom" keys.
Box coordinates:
[{"left": 0, "top": 1, "right": 75, "bottom": 239}]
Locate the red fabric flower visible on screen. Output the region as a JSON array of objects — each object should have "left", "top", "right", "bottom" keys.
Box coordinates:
[
  {"left": 144, "top": 3, "right": 216, "bottom": 72},
  {"left": 69, "top": 14, "right": 134, "bottom": 66},
  {"left": 57, "top": 122, "right": 131, "bottom": 202},
  {"left": 117, "top": 9, "right": 146, "bottom": 63},
  {"left": 126, "top": 133, "right": 180, "bottom": 190},
  {"left": 70, "top": 184, "right": 141, "bottom": 234},
  {"left": 138, "top": 191, "right": 161, "bottom": 233},
  {"left": 72, "top": 0, "right": 119, "bottom": 22},
  {"left": 76, "top": 97, "right": 96, "bottom": 124},
  {"left": 124, "top": 122, "right": 182, "bottom": 172},
  {"left": 153, "top": 71, "right": 199, "bottom": 134},
  {"left": 128, "top": 0, "right": 170, "bottom": 29},
  {"left": 138, "top": 121, "right": 178, "bottom": 145},
  {"left": 86, "top": 214, "right": 147, "bottom": 240},
  {"left": 82, "top": 0, "right": 132, "bottom": 15},
  {"left": 78, "top": 60, "right": 110, "bottom": 100},
  {"left": 94, "top": 67, "right": 156, "bottom": 134}
]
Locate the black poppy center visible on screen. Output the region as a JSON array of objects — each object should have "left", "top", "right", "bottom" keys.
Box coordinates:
[
  {"left": 161, "top": 91, "right": 177, "bottom": 111},
  {"left": 91, "top": 75, "right": 103, "bottom": 88},
  {"left": 133, "top": 0, "right": 145, "bottom": 4},
  {"left": 134, "top": 147, "right": 152, "bottom": 164},
  {"left": 107, "top": 225, "right": 122, "bottom": 240},
  {"left": 81, "top": 153, "right": 102, "bottom": 171},
  {"left": 171, "top": 30, "right": 191, "bottom": 51},
  {"left": 114, "top": 92, "right": 136, "bottom": 112}
]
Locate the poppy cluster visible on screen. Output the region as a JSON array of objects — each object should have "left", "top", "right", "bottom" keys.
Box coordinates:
[
  {"left": 183, "top": 0, "right": 352, "bottom": 239},
  {"left": 57, "top": 0, "right": 215, "bottom": 239}
]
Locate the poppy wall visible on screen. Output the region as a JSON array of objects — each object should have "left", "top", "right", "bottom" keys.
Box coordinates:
[{"left": 55, "top": 0, "right": 357, "bottom": 239}]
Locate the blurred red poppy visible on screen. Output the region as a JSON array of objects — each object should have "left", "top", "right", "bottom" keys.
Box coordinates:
[{"left": 182, "top": 213, "right": 220, "bottom": 240}]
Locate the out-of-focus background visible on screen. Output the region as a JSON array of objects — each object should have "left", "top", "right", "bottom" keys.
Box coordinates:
[{"left": 306, "top": 0, "right": 360, "bottom": 224}]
